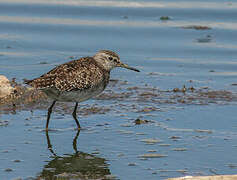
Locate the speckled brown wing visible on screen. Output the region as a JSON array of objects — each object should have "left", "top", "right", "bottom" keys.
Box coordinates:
[
  {"left": 26, "top": 73, "right": 56, "bottom": 89},
  {"left": 27, "top": 57, "right": 110, "bottom": 92}
]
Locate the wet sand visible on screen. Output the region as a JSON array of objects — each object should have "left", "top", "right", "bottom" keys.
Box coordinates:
[{"left": 1, "top": 0, "right": 237, "bottom": 179}]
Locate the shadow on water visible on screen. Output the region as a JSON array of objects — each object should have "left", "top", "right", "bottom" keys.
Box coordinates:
[{"left": 38, "top": 130, "right": 112, "bottom": 180}]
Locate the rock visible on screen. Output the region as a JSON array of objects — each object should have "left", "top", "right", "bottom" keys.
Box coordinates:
[
  {"left": 4, "top": 168, "right": 13, "bottom": 172},
  {"left": 134, "top": 118, "right": 154, "bottom": 125},
  {"left": 0, "top": 75, "right": 14, "bottom": 98},
  {"left": 160, "top": 16, "right": 171, "bottom": 21},
  {"left": 181, "top": 25, "right": 211, "bottom": 30}
]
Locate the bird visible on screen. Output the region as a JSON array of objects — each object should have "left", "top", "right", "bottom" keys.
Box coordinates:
[{"left": 26, "top": 50, "right": 140, "bottom": 130}]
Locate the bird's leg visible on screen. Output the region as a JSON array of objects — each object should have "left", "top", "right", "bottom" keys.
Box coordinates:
[
  {"left": 72, "top": 102, "right": 81, "bottom": 129},
  {"left": 46, "top": 100, "right": 57, "bottom": 130}
]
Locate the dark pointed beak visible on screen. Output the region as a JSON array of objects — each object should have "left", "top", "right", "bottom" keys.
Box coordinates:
[{"left": 118, "top": 63, "right": 140, "bottom": 72}]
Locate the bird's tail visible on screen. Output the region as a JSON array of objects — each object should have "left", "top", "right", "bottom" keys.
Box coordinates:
[{"left": 24, "top": 79, "right": 33, "bottom": 85}]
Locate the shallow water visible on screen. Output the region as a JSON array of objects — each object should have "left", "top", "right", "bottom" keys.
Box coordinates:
[{"left": 1, "top": 0, "right": 237, "bottom": 179}]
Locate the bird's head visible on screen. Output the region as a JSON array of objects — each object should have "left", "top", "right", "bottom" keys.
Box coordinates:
[{"left": 93, "top": 50, "right": 140, "bottom": 72}]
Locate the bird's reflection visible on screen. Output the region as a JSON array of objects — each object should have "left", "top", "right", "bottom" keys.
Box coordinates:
[{"left": 39, "top": 130, "right": 111, "bottom": 179}]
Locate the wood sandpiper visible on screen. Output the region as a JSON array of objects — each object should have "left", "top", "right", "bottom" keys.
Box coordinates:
[{"left": 26, "top": 50, "right": 139, "bottom": 130}]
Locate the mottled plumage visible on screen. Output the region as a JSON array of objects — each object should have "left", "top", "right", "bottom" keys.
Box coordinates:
[
  {"left": 27, "top": 57, "right": 110, "bottom": 102},
  {"left": 26, "top": 50, "right": 139, "bottom": 130}
]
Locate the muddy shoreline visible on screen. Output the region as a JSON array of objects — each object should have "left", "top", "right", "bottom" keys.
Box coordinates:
[{"left": 1, "top": 77, "right": 237, "bottom": 114}]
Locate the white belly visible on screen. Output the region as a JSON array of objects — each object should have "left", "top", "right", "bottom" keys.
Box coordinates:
[{"left": 43, "top": 85, "right": 105, "bottom": 102}]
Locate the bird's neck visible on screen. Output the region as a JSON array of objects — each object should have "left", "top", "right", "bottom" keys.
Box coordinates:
[
  {"left": 92, "top": 57, "right": 111, "bottom": 73},
  {"left": 93, "top": 56, "right": 114, "bottom": 72}
]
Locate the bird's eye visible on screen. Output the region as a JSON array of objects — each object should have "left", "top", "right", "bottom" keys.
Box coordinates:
[
  {"left": 108, "top": 57, "right": 113, "bottom": 61},
  {"left": 113, "top": 58, "right": 118, "bottom": 63}
]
